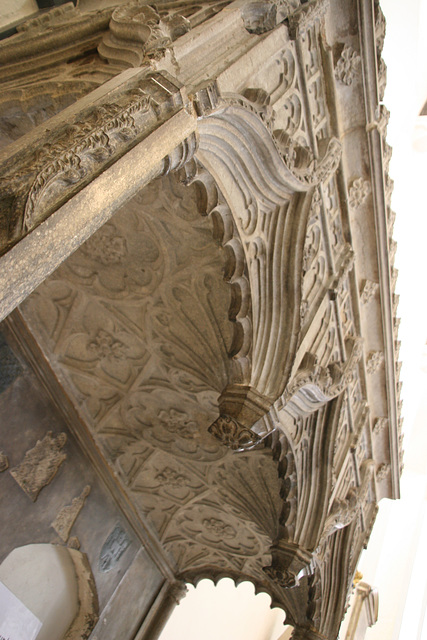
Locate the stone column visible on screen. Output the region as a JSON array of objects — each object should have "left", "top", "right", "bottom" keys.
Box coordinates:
[{"left": 133, "top": 580, "right": 188, "bottom": 640}]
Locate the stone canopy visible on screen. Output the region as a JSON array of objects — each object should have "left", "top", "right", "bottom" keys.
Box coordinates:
[{"left": 0, "top": 2, "right": 401, "bottom": 639}]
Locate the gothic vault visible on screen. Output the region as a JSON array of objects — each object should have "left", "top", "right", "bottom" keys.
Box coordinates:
[{"left": 0, "top": 1, "right": 402, "bottom": 639}]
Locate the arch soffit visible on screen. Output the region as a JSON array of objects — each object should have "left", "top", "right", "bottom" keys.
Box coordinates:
[{"left": 193, "top": 100, "right": 342, "bottom": 445}]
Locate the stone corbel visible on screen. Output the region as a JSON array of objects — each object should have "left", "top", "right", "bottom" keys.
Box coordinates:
[
  {"left": 263, "top": 540, "right": 314, "bottom": 588},
  {"left": 98, "top": 3, "right": 191, "bottom": 70}
]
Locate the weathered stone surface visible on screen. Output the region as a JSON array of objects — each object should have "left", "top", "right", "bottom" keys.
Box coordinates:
[{"left": 0, "top": 1, "right": 400, "bottom": 638}]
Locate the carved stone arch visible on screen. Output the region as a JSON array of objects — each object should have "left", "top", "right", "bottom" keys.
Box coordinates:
[
  {"left": 180, "top": 566, "right": 306, "bottom": 630},
  {"left": 195, "top": 100, "right": 342, "bottom": 447}
]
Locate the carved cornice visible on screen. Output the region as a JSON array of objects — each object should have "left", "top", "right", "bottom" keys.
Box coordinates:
[
  {"left": 0, "top": 70, "right": 194, "bottom": 256},
  {"left": 357, "top": 0, "right": 400, "bottom": 499},
  {"left": 0, "top": 6, "right": 112, "bottom": 82}
]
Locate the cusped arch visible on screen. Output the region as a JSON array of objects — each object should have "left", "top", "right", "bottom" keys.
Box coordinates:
[{"left": 193, "top": 99, "right": 342, "bottom": 448}]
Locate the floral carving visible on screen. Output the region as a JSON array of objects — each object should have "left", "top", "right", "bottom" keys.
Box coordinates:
[
  {"left": 335, "top": 45, "right": 360, "bottom": 86},
  {"left": 373, "top": 417, "right": 388, "bottom": 435},
  {"left": 360, "top": 279, "right": 379, "bottom": 305},
  {"left": 273, "top": 132, "right": 342, "bottom": 186},
  {"left": 158, "top": 409, "right": 199, "bottom": 440},
  {"left": 155, "top": 467, "right": 189, "bottom": 488},
  {"left": 203, "top": 517, "right": 235, "bottom": 539},
  {"left": 0, "top": 72, "right": 187, "bottom": 253},
  {"left": 89, "top": 330, "right": 128, "bottom": 361},
  {"left": 288, "top": 0, "right": 329, "bottom": 39},
  {"left": 81, "top": 226, "right": 127, "bottom": 265},
  {"left": 348, "top": 178, "right": 370, "bottom": 208},
  {"left": 208, "top": 415, "right": 261, "bottom": 451},
  {"left": 366, "top": 351, "right": 384, "bottom": 374}
]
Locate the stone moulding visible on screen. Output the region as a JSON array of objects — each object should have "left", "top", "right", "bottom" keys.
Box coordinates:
[
  {"left": 197, "top": 103, "right": 342, "bottom": 444},
  {"left": 0, "top": 70, "right": 199, "bottom": 323},
  {"left": 0, "top": 70, "right": 193, "bottom": 255},
  {"left": 357, "top": 0, "right": 400, "bottom": 499}
]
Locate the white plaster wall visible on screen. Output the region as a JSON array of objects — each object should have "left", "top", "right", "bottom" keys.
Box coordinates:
[{"left": 0, "top": 544, "right": 79, "bottom": 640}]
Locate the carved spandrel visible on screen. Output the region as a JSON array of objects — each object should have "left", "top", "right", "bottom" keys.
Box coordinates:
[
  {"left": 10, "top": 431, "right": 67, "bottom": 501},
  {"left": 51, "top": 485, "right": 91, "bottom": 543}
]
